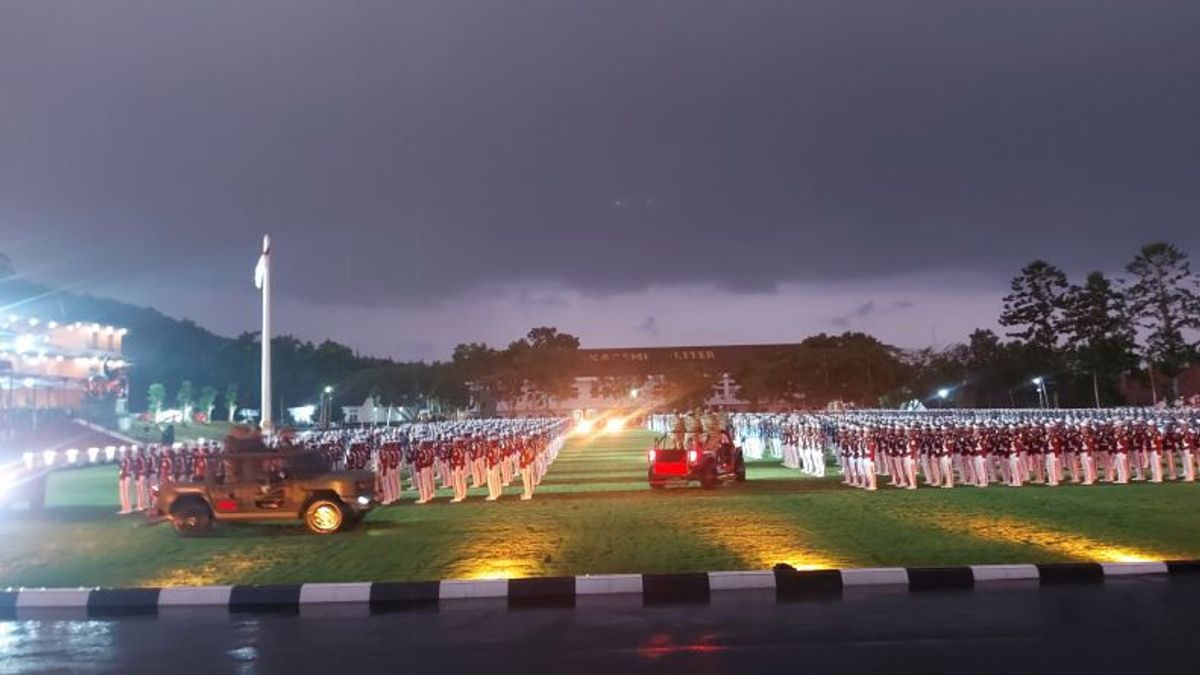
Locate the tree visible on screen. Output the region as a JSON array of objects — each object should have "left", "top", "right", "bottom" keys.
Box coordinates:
[
  {"left": 1124, "top": 242, "right": 1200, "bottom": 398},
  {"left": 507, "top": 327, "right": 581, "bottom": 410},
  {"left": 198, "top": 385, "right": 218, "bottom": 422},
  {"left": 225, "top": 383, "right": 239, "bottom": 422},
  {"left": 654, "top": 358, "right": 720, "bottom": 411},
  {"left": 175, "top": 380, "right": 194, "bottom": 422},
  {"left": 1060, "top": 271, "right": 1137, "bottom": 405},
  {"left": 999, "top": 260, "right": 1069, "bottom": 352},
  {"left": 147, "top": 382, "right": 166, "bottom": 416}
]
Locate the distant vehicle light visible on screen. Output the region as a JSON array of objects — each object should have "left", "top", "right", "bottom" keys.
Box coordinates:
[
  {"left": 605, "top": 418, "right": 625, "bottom": 433},
  {"left": 576, "top": 419, "right": 595, "bottom": 434}
]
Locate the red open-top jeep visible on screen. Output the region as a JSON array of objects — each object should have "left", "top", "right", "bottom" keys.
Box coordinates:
[{"left": 647, "top": 437, "right": 746, "bottom": 489}]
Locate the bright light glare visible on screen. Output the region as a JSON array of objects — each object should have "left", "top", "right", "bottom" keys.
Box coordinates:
[
  {"left": 648, "top": 449, "right": 656, "bottom": 462},
  {"left": 1032, "top": 377, "right": 1044, "bottom": 385},
  {"left": 605, "top": 417, "right": 625, "bottom": 433},
  {"left": 687, "top": 450, "right": 698, "bottom": 463},
  {"left": 13, "top": 334, "right": 36, "bottom": 353},
  {"left": 937, "top": 388, "right": 950, "bottom": 399},
  {"left": 576, "top": 419, "right": 595, "bottom": 434}
]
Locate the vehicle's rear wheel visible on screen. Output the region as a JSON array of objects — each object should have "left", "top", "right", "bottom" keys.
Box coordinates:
[
  {"left": 700, "top": 464, "right": 719, "bottom": 489},
  {"left": 172, "top": 502, "right": 214, "bottom": 536},
  {"left": 304, "top": 498, "right": 346, "bottom": 534},
  {"left": 735, "top": 455, "right": 746, "bottom": 482}
]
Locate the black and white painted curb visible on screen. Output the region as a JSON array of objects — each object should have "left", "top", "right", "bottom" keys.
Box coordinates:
[{"left": 3, "top": 561, "right": 1198, "bottom": 617}]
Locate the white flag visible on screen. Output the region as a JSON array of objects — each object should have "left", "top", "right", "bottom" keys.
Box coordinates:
[{"left": 254, "top": 235, "right": 269, "bottom": 289}]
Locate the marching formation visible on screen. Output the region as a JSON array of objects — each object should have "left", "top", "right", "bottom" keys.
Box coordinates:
[
  {"left": 113, "top": 417, "right": 569, "bottom": 513},
  {"left": 825, "top": 410, "right": 1199, "bottom": 491},
  {"left": 650, "top": 408, "right": 1200, "bottom": 491},
  {"left": 300, "top": 418, "right": 568, "bottom": 504}
]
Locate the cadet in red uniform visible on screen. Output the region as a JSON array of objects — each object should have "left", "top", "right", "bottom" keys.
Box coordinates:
[
  {"left": 485, "top": 437, "right": 503, "bottom": 501},
  {"left": 1181, "top": 420, "right": 1197, "bottom": 483},
  {"left": 135, "top": 446, "right": 152, "bottom": 510},
  {"left": 416, "top": 440, "right": 436, "bottom": 504},
  {"left": 518, "top": 436, "right": 537, "bottom": 500},
  {"left": 469, "top": 436, "right": 485, "bottom": 488},
  {"left": 192, "top": 445, "right": 208, "bottom": 483},
  {"left": 117, "top": 448, "right": 133, "bottom": 514},
  {"left": 449, "top": 438, "right": 469, "bottom": 502}
]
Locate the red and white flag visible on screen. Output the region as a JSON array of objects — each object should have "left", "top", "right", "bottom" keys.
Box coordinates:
[{"left": 254, "top": 235, "right": 269, "bottom": 289}]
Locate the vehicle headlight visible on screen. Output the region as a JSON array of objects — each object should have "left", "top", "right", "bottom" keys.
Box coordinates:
[
  {"left": 576, "top": 420, "right": 594, "bottom": 434},
  {"left": 687, "top": 450, "right": 698, "bottom": 463},
  {"left": 356, "top": 496, "right": 370, "bottom": 506}
]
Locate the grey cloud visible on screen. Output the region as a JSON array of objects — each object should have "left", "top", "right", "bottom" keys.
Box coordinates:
[{"left": 2, "top": 0, "right": 1198, "bottom": 327}]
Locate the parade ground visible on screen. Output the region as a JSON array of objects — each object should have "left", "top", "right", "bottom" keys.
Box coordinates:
[{"left": 3, "top": 430, "right": 1200, "bottom": 589}]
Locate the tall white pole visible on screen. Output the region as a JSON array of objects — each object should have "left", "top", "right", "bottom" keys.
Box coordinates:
[{"left": 258, "top": 234, "right": 273, "bottom": 435}]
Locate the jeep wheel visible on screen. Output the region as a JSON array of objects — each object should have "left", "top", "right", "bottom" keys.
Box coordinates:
[
  {"left": 304, "top": 498, "right": 346, "bottom": 534},
  {"left": 172, "top": 502, "right": 214, "bottom": 536},
  {"left": 735, "top": 456, "right": 746, "bottom": 482},
  {"left": 699, "top": 465, "right": 719, "bottom": 489}
]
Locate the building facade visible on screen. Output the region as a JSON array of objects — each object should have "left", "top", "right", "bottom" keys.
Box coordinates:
[
  {"left": 494, "top": 343, "right": 801, "bottom": 417},
  {"left": 0, "top": 314, "right": 128, "bottom": 410}
]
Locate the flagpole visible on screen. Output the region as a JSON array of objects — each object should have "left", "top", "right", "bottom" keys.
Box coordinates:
[{"left": 259, "top": 234, "right": 273, "bottom": 436}]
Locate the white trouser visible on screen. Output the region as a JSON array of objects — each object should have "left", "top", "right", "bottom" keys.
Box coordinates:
[{"left": 119, "top": 476, "right": 132, "bottom": 513}]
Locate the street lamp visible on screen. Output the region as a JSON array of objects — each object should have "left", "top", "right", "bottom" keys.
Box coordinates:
[
  {"left": 629, "top": 388, "right": 639, "bottom": 400},
  {"left": 1032, "top": 377, "right": 1047, "bottom": 408},
  {"left": 320, "top": 385, "right": 334, "bottom": 427},
  {"left": 937, "top": 388, "right": 950, "bottom": 400}
]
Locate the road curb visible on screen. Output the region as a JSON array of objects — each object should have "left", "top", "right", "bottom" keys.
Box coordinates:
[{"left": 3, "top": 560, "right": 1197, "bottom": 617}]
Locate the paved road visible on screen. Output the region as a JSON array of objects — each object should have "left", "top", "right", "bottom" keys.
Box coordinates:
[{"left": 3, "top": 576, "right": 1197, "bottom": 674}]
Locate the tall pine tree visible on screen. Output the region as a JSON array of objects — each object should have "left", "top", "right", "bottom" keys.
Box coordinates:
[
  {"left": 1124, "top": 242, "right": 1200, "bottom": 397},
  {"left": 1061, "top": 271, "right": 1137, "bottom": 405},
  {"left": 1000, "top": 260, "right": 1069, "bottom": 352}
]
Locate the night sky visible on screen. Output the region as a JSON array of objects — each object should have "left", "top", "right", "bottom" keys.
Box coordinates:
[{"left": 3, "top": 1, "right": 1199, "bottom": 360}]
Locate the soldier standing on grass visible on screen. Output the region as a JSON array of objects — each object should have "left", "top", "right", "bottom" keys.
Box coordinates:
[
  {"left": 485, "top": 436, "right": 503, "bottom": 501},
  {"left": 117, "top": 448, "right": 133, "bottom": 514}
]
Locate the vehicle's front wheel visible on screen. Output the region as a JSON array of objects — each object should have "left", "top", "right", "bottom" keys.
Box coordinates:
[
  {"left": 172, "top": 502, "right": 214, "bottom": 536},
  {"left": 303, "top": 498, "right": 346, "bottom": 534}
]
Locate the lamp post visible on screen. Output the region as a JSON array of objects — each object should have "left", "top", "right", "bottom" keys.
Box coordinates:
[
  {"left": 320, "top": 385, "right": 334, "bottom": 428},
  {"left": 1032, "top": 377, "right": 1047, "bottom": 409}
]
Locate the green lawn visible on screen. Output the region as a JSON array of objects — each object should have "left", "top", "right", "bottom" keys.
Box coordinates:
[
  {"left": 123, "top": 421, "right": 236, "bottom": 445},
  {"left": 3, "top": 429, "right": 1199, "bottom": 588}
]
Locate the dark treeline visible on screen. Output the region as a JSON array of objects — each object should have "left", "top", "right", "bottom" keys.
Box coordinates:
[
  {"left": 444, "top": 242, "right": 1200, "bottom": 411},
  {"left": 4, "top": 241, "right": 1197, "bottom": 416}
]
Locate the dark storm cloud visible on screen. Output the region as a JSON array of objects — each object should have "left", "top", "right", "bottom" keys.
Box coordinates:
[
  {"left": 637, "top": 315, "right": 660, "bottom": 336},
  {"left": 3, "top": 0, "right": 1200, "bottom": 316},
  {"left": 830, "top": 300, "right": 915, "bottom": 328}
]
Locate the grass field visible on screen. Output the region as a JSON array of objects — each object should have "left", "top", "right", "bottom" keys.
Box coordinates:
[
  {"left": 3, "top": 429, "right": 1200, "bottom": 588},
  {"left": 123, "top": 421, "right": 236, "bottom": 445}
]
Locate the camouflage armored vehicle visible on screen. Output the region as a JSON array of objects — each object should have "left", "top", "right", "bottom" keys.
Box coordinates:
[{"left": 154, "top": 448, "right": 375, "bottom": 535}]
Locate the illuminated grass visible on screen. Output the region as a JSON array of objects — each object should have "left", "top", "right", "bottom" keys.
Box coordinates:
[{"left": 1, "top": 430, "right": 1199, "bottom": 587}]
